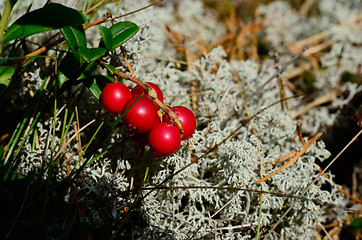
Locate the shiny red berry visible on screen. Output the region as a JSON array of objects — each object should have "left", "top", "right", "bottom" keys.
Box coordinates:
[
  {"left": 131, "top": 82, "right": 163, "bottom": 110},
  {"left": 100, "top": 83, "right": 132, "bottom": 115},
  {"left": 148, "top": 122, "right": 181, "bottom": 157},
  {"left": 163, "top": 106, "right": 196, "bottom": 140},
  {"left": 122, "top": 96, "right": 158, "bottom": 135}
]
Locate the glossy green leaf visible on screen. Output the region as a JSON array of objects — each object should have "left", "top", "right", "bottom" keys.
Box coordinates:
[
  {"left": 78, "top": 46, "right": 106, "bottom": 63},
  {"left": 82, "top": 75, "right": 113, "bottom": 100},
  {"left": 99, "top": 26, "right": 113, "bottom": 51},
  {"left": 3, "top": 3, "right": 86, "bottom": 43},
  {"left": 60, "top": 25, "right": 87, "bottom": 61},
  {"left": 99, "top": 21, "right": 139, "bottom": 51},
  {"left": 0, "top": 66, "right": 15, "bottom": 93},
  {"left": 109, "top": 21, "right": 139, "bottom": 51}
]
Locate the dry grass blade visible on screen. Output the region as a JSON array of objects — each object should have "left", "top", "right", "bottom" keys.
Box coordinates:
[{"left": 120, "top": 46, "right": 135, "bottom": 77}]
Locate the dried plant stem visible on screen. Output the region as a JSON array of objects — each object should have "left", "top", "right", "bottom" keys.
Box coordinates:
[
  {"left": 256, "top": 131, "right": 324, "bottom": 184},
  {"left": 209, "top": 194, "right": 239, "bottom": 219},
  {"left": 283, "top": 62, "right": 312, "bottom": 79},
  {"left": 319, "top": 223, "right": 333, "bottom": 240},
  {"left": 299, "top": 0, "right": 315, "bottom": 16},
  {"left": 243, "top": 46, "right": 308, "bottom": 107},
  {"left": 75, "top": 106, "right": 82, "bottom": 157},
  {"left": 4, "top": 184, "right": 30, "bottom": 239},
  {"left": 274, "top": 53, "right": 289, "bottom": 112},
  {"left": 84, "top": 0, "right": 106, "bottom": 15},
  {"left": 120, "top": 46, "right": 135, "bottom": 77},
  {"left": 111, "top": 0, "right": 164, "bottom": 21},
  {"left": 302, "top": 40, "right": 333, "bottom": 57},
  {"left": 204, "top": 222, "right": 259, "bottom": 232},
  {"left": 144, "top": 55, "right": 188, "bottom": 65},
  {"left": 190, "top": 80, "right": 198, "bottom": 116},
  {"left": 296, "top": 122, "right": 305, "bottom": 144},
  {"left": 165, "top": 92, "right": 213, "bottom": 98}
]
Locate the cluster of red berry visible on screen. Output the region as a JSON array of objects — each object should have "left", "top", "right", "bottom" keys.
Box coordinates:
[{"left": 100, "top": 81, "right": 196, "bottom": 157}]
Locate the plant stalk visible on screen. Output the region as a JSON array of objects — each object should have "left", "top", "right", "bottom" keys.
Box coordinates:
[{"left": 0, "top": 0, "right": 17, "bottom": 54}]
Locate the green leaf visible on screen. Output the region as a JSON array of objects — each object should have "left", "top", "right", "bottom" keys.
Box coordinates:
[
  {"left": 60, "top": 25, "right": 87, "bottom": 61},
  {"left": 0, "top": 66, "right": 15, "bottom": 93},
  {"left": 3, "top": 3, "right": 86, "bottom": 43},
  {"left": 99, "top": 26, "right": 113, "bottom": 51},
  {"left": 78, "top": 46, "right": 106, "bottom": 63},
  {"left": 99, "top": 21, "right": 139, "bottom": 51},
  {"left": 82, "top": 75, "right": 113, "bottom": 100},
  {"left": 109, "top": 21, "right": 139, "bottom": 51}
]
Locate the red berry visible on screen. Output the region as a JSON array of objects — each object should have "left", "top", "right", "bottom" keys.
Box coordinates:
[
  {"left": 122, "top": 96, "right": 158, "bottom": 135},
  {"left": 100, "top": 83, "right": 132, "bottom": 115},
  {"left": 148, "top": 122, "right": 181, "bottom": 157},
  {"left": 131, "top": 82, "right": 163, "bottom": 110},
  {"left": 163, "top": 106, "right": 196, "bottom": 140}
]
